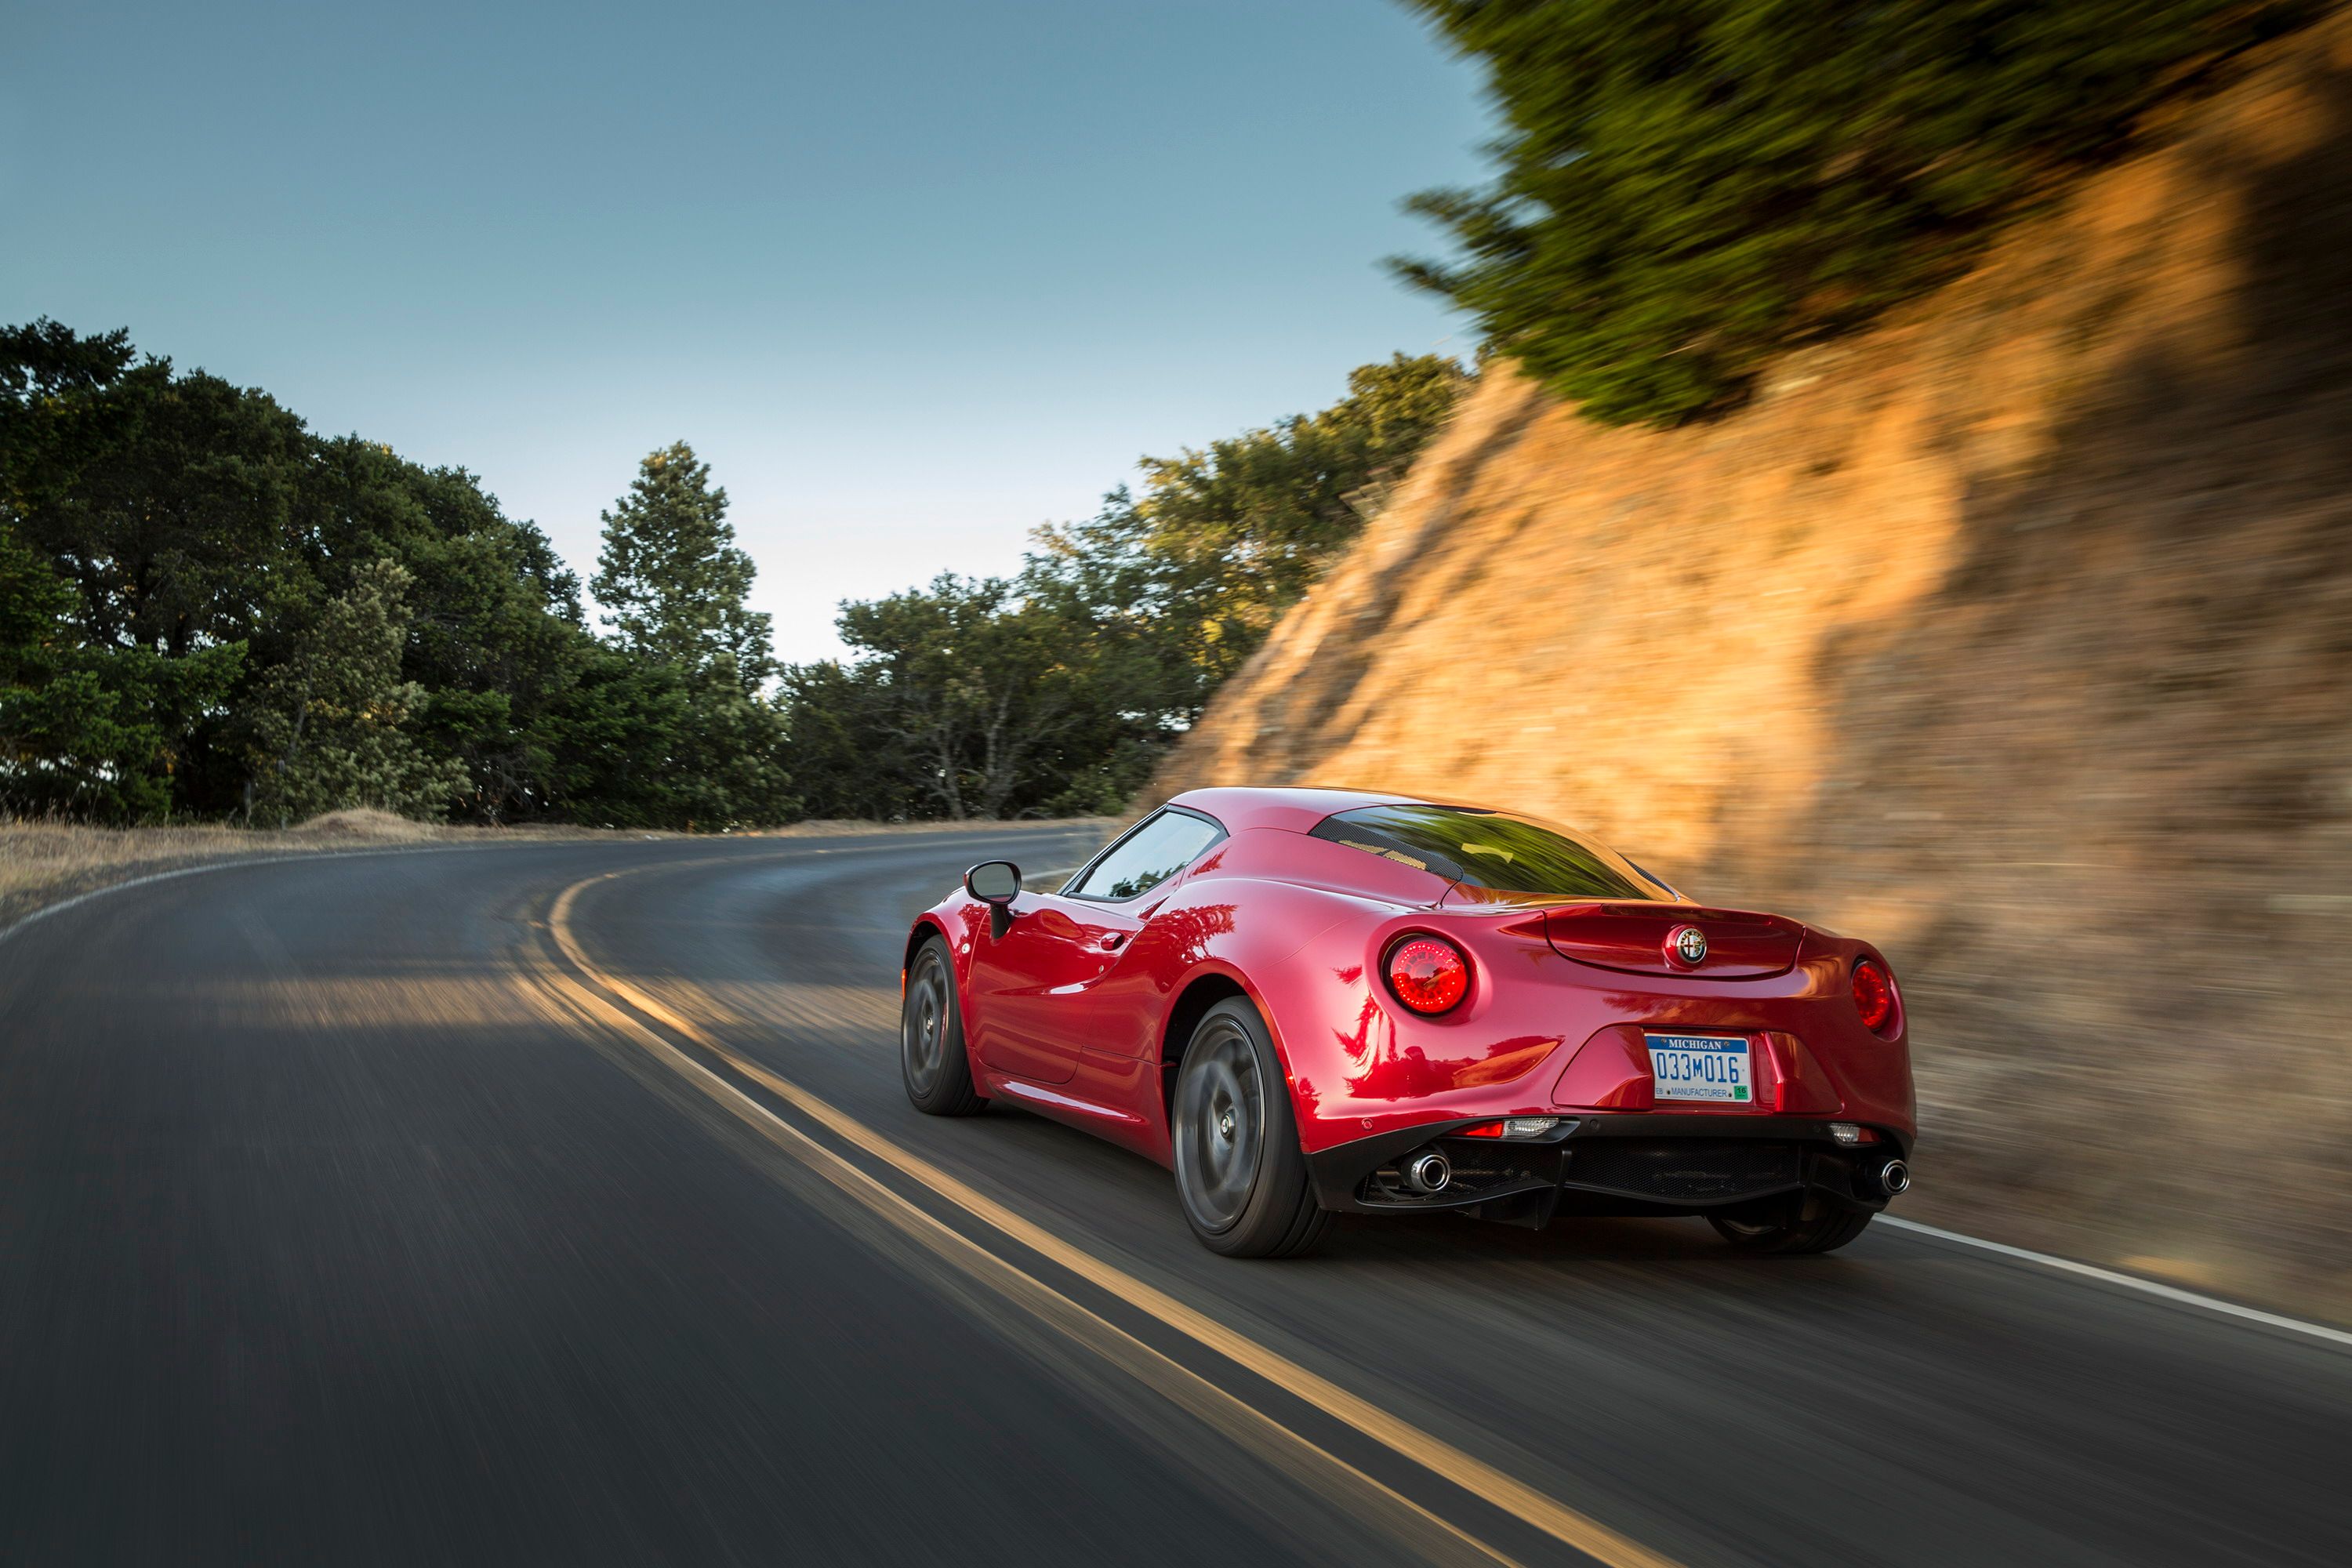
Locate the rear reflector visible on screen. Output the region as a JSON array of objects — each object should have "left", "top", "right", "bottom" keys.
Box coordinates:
[{"left": 1450, "top": 1116, "right": 1562, "bottom": 1142}]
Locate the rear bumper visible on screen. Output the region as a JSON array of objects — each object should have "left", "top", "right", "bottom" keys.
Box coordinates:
[{"left": 1305, "top": 1113, "right": 1914, "bottom": 1224}]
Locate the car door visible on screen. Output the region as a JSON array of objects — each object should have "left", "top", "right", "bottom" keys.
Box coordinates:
[{"left": 968, "top": 809, "right": 1225, "bottom": 1086}]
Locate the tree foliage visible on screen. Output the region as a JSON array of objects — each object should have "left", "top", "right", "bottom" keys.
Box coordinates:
[
  {"left": 1026, "top": 354, "right": 1472, "bottom": 713},
  {"left": 591, "top": 441, "right": 774, "bottom": 691},
  {"left": 785, "top": 354, "right": 1469, "bottom": 819},
  {"left": 1, "top": 321, "right": 791, "bottom": 829},
  {"left": 9, "top": 321, "right": 1455, "bottom": 828},
  {"left": 1, "top": 519, "right": 242, "bottom": 818},
  {"left": 582, "top": 445, "right": 797, "bottom": 826},
  {"left": 1394, "top": 0, "right": 2309, "bottom": 425},
  {"left": 241, "top": 560, "right": 466, "bottom": 823}
]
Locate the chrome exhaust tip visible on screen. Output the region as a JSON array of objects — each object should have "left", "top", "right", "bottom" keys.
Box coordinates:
[
  {"left": 1878, "top": 1159, "right": 1911, "bottom": 1197},
  {"left": 1403, "top": 1150, "right": 1452, "bottom": 1195}
]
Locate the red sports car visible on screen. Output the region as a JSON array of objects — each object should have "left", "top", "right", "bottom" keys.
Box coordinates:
[{"left": 901, "top": 788, "right": 1915, "bottom": 1259}]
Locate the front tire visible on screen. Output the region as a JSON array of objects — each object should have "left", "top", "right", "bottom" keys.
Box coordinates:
[
  {"left": 1708, "top": 1200, "right": 1874, "bottom": 1255},
  {"left": 902, "top": 936, "right": 985, "bottom": 1116},
  {"left": 1171, "top": 999, "right": 1331, "bottom": 1259}
]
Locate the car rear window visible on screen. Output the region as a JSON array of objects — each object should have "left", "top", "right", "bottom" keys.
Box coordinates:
[{"left": 1308, "top": 803, "right": 1663, "bottom": 901}]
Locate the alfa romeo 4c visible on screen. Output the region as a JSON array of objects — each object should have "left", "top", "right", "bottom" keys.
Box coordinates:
[{"left": 901, "top": 788, "right": 1915, "bottom": 1259}]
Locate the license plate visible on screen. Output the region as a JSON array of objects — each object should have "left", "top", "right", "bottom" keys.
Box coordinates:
[{"left": 1646, "top": 1033, "right": 1753, "bottom": 1103}]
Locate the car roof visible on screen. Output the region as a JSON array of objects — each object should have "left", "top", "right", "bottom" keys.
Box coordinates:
[{"left": 1163, "top": 785, "right": 1439, "bottom": 834}]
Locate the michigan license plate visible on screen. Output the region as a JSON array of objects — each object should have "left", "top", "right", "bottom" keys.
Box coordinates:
[{"left": 1646, "top": 1034, "right": 1753, "bottom": 1103}]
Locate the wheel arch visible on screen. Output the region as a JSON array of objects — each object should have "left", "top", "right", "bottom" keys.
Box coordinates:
[
  {"left": 1158, "top": 967, "right": 1290, "bottom": 1131},
  {"left": 903, "top": 915, "right": 954, "bottom": 991}
]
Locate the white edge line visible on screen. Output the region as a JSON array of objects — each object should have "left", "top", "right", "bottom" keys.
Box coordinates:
[{"left": 1878, "top": 1216, "right": 2352, "bottom": 1348}]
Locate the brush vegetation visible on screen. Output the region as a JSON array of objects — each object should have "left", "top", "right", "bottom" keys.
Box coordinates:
[{"left": 1396, "top": 0, "right": 2311, "bottom": 424}]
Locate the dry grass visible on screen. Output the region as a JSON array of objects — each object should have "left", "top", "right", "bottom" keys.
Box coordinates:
[
  {"left": 0, "top": 811, "right": 1117, "bottom": 934},
  {"left": 0, "top": 811, "right": 607, "bottom": 931}
]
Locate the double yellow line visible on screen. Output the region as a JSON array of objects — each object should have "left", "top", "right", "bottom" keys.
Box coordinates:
[{"left": 537, "top": 866, "right": 1679, "bottom": 1568}]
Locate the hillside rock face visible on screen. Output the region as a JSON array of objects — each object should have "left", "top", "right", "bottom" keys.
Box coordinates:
[{"left": 1157, "top": 19, "right": 2352, "bottom": 1313}]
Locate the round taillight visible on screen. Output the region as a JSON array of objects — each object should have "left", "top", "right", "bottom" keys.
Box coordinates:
[
  {"left": 1851, "top": 959, "right": 1896, "bottom": 1033},
  {"left": 1386, "top": 935, "right": 1469, "bottom": 1014}
]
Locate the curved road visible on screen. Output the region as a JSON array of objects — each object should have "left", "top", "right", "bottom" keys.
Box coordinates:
[{"left": 2, "top": 828, "right": 2346, "bottom": 1566}]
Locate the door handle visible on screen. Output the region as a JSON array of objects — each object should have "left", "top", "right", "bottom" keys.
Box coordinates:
[{"left": 1099, "top": 933, "right": 1127, "bottom": 951}]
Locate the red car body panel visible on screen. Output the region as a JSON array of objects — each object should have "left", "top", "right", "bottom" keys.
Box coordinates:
[{"left": 909, "top": 787, "right": 1915, "bottom": 1214}]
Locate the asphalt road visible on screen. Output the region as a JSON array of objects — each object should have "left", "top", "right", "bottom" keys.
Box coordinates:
[{"left": 3, "top": 827, "right": 2347, "bottom": 1566}]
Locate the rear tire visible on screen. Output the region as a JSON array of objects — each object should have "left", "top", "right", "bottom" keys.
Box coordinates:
[
  {"left": 1171, "top": 999, "right": 1332, "bottom": 1259},
  {"left": 1708, "top": 1202, "right": 1874, "bottom": 1255},
  {"left": 902, "top": 937, "right": 985, "bottom": 1116}
]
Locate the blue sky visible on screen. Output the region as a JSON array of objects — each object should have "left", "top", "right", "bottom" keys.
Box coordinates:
[{"left": 2, "top": 1, "right": 1486, "bottom": 660}]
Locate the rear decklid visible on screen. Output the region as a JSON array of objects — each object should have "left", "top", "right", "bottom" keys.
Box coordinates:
[{"left": 1537, "top": 902, "right": 1802, "bottom": 979}]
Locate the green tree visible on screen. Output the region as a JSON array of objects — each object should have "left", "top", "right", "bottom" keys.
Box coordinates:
[
  {"left": 776, "top": 659, "right": 921, "bottom": 822},
  {"left": 299, "top": 436, "right": 593, "bottom": 822},
  {"left": 241, "top": 560, "right": 466, "bottom": 823},
  {"left": 0, "top": 521, "right": 242, "bottom": 820},
  {"left": 2, "top": 328, "right": 310, "bottom": 659},
  {"left": 1394, "top": 0, "right": 2308, "bottom": 425},
  {"left": 827, "top": 575, "right": 1082, "bottom": 821},
  {"left": 1025, "top": 352, "right": 1470, "bottom": 714},
  {"left": 591, "top": 442, "right": 773, "bottom": 691},
  {"left": 785, "top": 355, "right": 1470, "bottom": 819},
  {"left": 578, "top": 444, "right": 797, "bottom": 828},
  {"left": 547, "top": 646, "right": 798, "bottom": 829},
  {"left": 1, "top": 321, "right": 716, "bottom": 825},
  {"left": 2, "top": 321, "right": 315, "bottom": 814}
]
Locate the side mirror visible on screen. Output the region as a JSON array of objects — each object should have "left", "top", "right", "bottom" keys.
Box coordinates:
[{"left": 965, "top": 861, "right": 1021, "bottom": 938}]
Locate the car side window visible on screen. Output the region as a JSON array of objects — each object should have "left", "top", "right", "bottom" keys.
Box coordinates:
[{"left": 1067, "top": 811, "right": 1224, "bottom": 902}]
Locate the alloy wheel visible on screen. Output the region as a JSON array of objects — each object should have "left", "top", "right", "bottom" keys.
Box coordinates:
[
  {"left": 1174, "top": 1018, "right": 1264, "bottom": 1233},
  {"left": 902, "top": 952, "right": 950, "bottom": 1095}
]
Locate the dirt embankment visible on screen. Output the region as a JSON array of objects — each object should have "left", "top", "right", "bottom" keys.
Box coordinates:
[{"left": 1158, "top": 19, "right": 2352, "bottom": 1316}]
